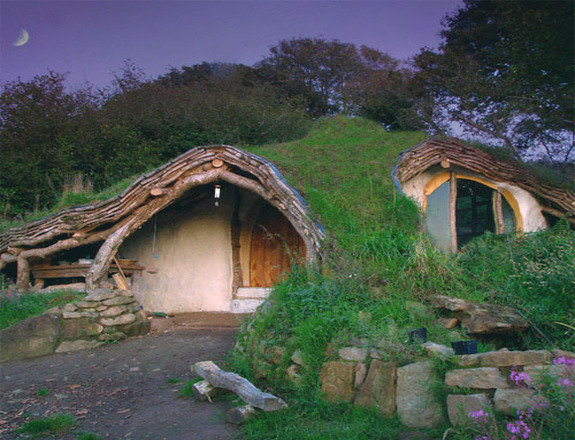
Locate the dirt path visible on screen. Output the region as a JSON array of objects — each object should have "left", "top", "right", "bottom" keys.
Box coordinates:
[{"left": 0, "top": 327, "right": 241, "bottom": 439}]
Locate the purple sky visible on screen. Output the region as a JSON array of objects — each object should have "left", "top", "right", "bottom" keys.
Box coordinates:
[{"left": 1, "top": 0, "right": 462, "bottom": 88}]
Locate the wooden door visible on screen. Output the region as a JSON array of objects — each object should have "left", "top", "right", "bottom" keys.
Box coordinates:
[{"left": 249, "top": 205, "right": 305, "bottom": 287}]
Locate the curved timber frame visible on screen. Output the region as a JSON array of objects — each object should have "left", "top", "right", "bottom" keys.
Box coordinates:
[{"left": 0, "top": 146, "right": 325, "bottom": 290}]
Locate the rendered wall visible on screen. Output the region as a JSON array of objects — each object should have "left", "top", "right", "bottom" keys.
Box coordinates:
[
  {"left": 401, "top": 166, "right": 548, "bottom": 232},
  {"left": 120, "top": 191, "right": 235, "bottom": 313}
]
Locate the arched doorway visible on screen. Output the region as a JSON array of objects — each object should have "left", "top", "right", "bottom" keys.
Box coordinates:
[{"left": 249, "top": 204, "right": 305, "bottom": 287}]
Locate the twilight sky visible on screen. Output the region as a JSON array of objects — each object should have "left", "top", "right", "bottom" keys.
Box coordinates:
[{"left": 1, "top": 0, "right": 462, "bottom": 88}]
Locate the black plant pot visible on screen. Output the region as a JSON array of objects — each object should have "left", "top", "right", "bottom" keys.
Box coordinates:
[
  {"left": 408, "top": 327, "right": 428, "bottom": 343},
  {"left": 451, "top": 340, "right": 478, "bottom": 355}
]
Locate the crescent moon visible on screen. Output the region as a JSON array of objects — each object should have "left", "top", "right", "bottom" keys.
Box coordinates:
[{"left": 13, "top": 29, "right": 29, "bottom": 47}]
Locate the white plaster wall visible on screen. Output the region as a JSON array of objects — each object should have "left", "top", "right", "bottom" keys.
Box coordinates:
[
  {"left": 120, "top": 194, "right": 234, "bottom": 313},
  {"left": 401, "top": 166, "right": 548, "bottom": 232}
]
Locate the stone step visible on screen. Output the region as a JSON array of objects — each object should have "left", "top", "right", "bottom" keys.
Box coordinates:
[
  {"left": 231, "top": 299, "right": 265, "bottom": 313},
  {"left": 234, "top": 287, "right": 272, "bottom": 300}
]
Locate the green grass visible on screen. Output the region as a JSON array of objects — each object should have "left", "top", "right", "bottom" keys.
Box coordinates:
[
  {"left": 76, "top": 432, "right": 103, "bottom": 440},
  {"left": 0, "top": 290, "right": 83, "bottom": 330},
  {"left": 36, "top": 387, "right": 50, "bottom": 397},
  {"left": 18, "top": 413, "right": 76, "bottom": 437}
]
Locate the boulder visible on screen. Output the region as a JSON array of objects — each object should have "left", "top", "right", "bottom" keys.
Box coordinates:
[
  {"left": 339, "top": 346, "right": 368, "bottom": 362},
  {"left": 0, "top": 313, "right": 62, "bottom": 362},
  {"left": 447, "top": 394, "right": 492, "bottom": 426},
  {"left": 421, "top": 342, "right": 454, "bottom": 360},
  {"left": 439, "top": 318, "right": 459, "bottom": 329},
  {"left": 61, "top": 318, "right": 103, "bottom": 340},
  {"left": 85, "top": 289, "right": 116, "bottom": 302},
  {"left": 459, "top": 349, "right": 552, "bottom": 368},
  {"left": 320, "top": 361, "right": 355, "bottom": 402},
  {"left": 103, "top": 296, "right": 135, "bottom": 306},
  {"left": 100, "top": 305, "right": 129, "bottom": 317},
  {"left": 354, "top": 360, "right": 397, "bottom": 416},
  {"left": 445, "top": 367, "right": 510, "bottom": 389},
  {"left": 98, "top": 331, "right": 127, "bottom": 341},
  {"left": 120, "top": 319, "right": 151, "bottom": 337},
  {"left": 100, "top": 313, "right": 136, "bottom": 327},
  {"left": 431, "top": 295, "right": 529, "bottom": 336},
  {"left": 397, "top": 361, "right": 445, "bottom": 428},
  {"left": 494, "top": 388, "right": 546, "bottom": 416},
  {"left": 523, "top": 364, "right": 573, "bottom": 387},
  {"left": 55, "top": 339, "right": 101, "bottom": 353}
]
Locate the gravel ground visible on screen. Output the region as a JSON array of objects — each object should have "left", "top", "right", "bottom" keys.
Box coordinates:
[{"left": 0, "top": 327, "right": 240, "bottom": 440}]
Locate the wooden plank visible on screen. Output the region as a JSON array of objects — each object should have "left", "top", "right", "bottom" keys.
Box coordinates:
[{"left": 192, "top": 361, "right": 287, "bottom": 412}]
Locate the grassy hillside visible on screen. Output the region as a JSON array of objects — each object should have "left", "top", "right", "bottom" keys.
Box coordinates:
[{"left": 230, "top": 117, "right": 574, "bottom": 439}]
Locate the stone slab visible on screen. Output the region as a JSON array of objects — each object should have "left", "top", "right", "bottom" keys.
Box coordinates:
[
  {"left": 354, "top": 360, "right": 396, "bottom": 416},
  {"left": 320, "top": 361, "right": 355, "bottom": 402},
  {"left": 447, "top": 394, "right": 492, "bottom": 426},
  {"left": 445, "top": 367, "right": 510, "bottom": 389},
  {"left": 0, "top": 313, "right": 62, "bottom": 362}
]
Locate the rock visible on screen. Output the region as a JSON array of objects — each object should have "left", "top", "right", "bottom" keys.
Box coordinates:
[
  {"left": 553, "top": 349, "right": 575, "bottom": 360},
  {"left": 85, "top": 289, "right": 116, "bottom": 302},
  {"left": 354, "top": 362, "right": 368, "bottom": 387},
  {"left": 55, "top": 339, "right": 101, "bottom": 353},
  {"left": 493, "top": 388, "right": 545, "bottom": 416},
  {"left": 439, "top": 318, "right": 459, "bottom": 329},
  {"left": 79, "top": 311, "right": 98, "bottom": 318},
  {"left": 121, "top": 319, "right": 151, "bottom": 337},
  {"left": 369, "top": 348, "right": 385, "bottom": 359},
  {"left": 100, "top": 305, "right": 129, "bottom": 317},
  {"left": 448, "top": 331, "right": 462, "bottom": 341},
  {"left": 0, "top": 313, "right": 62, "bottom": 362},
  {"left": 96, "top": 306, "right": 107, "bottom": 312},
  {"left": 98, "top": 331, "right": 127, "bottom": 341},
  {"left": 100, "top": 313, "right": 136, "bottom": 327},
  {"left": 396, "top": 361, "right": 445, "bottom": 428},
  {"left": 61, "top": 319, "right": 103, "bottom": 340},
  {"left": 354, "top": 360, "right": 396, "bottom": 416},
  {"left": 227, "top": 405, "right": 257, "bottom": 425},
  {"left": 459, "top": 349, "right": 552, "bottom": 368},
  {"left": 103, "top": 296, "right": 135, "bottom": 306},
  {"left": 63, "top": 303, "right": 78, "bottom": 312},
  {"left": 76, "top": 300, "right": 99, "bottom": 309},
  {"left": 421, "top": 342, "right": 454, "bottom": 360},
  {"left": 523, "top": 364, "right": 573, "bottom": 386},
  {"left": 339, "top": 346, "right": 368, "bottom": 362},
  {"left": 116, "top": 289, "right": 134, "bottom": 297},
  {"left": 445, "top": 367, "right": 510, "bottom": 389},
  {"left": 320, "top": 361, "right": 355, "bottom": 402},
  {"left": 431, "top": 295, "right": 529, "bottom": 336},
  {"left": 291, "top": 349, "right": 304, "bottom": 366},
  {"left": 127, "top": 303, "right": 141, "bottom": 313},
  {"left": 447, "top": 394, "right": 492, "bottom": 426},
  {"left": 63, "top": 311, "right": 83, "bottom": 319},
  {"left": 286, "top": 364, "right": 302, "bottom": 385}
]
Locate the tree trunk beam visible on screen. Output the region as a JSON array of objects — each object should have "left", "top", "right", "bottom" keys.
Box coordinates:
[
  {"left": 192, "top": 361, "right": 288, "bottom": 412},
  {"left": 192, "top": 380, "right": 219, "bottom": 402}
]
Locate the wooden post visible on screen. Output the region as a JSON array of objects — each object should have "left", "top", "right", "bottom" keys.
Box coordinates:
[
  {"left": 493, "top": 191, "right": 505, "bottom": 234},
  {"left": 16, "top": 256, "right": 31, "bottom": 291},
  {"left": 449, "top": 172, "right": 458, "bottom": 252}
]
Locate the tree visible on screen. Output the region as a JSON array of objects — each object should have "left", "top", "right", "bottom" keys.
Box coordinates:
[{"left": 412, "top": 0, "right": 574, "bottom": 161}]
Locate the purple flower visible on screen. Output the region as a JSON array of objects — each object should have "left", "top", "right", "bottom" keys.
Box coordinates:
[
  {"left": 469, "top": 409, "right": 490, "bottom": 424},
  {"left": 553, "top": 356, "right": 575, "bottom": 366},
  {"left": 557, "top": 378, "right": 573, "bottom": 387},
  {"left": 510, "top": 370, "right": 531, "bottom": 386},
  {"left": 507, "top": 420, "right": 532, "bottom": 440}
]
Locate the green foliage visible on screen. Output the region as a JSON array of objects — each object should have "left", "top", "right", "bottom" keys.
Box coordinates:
[
  {"left": 18, "top": 413, "right": 76, "bottom": 436},
  {"left": 459, "top": 224, "right": 575, "bottom": 349},
  {"left": 0, "top": 290, "right": 83, "bottom": 330},
  {"left": 242, "top": 394, "right": 402, "bottom": 440},
  {"left": 36, "top": 387, "right": 50, "bottom": 397},
  {"left": 76, "top": 432, "right": 103, "bottom": 440}
]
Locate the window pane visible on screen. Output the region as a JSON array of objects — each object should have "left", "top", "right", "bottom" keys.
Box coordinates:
[
  {"left": 502, "top": 198, "right": 516, "bottom": 233},
  {"left": 425, "top": 181, "right": 451, "bottom": 252},
  {"left": 456, "top": 180, "right": 495, "bottom": 247}
]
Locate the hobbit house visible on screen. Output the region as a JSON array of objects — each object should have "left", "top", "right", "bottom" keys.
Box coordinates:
[
  {"left": 0, "top": 146, "right": 325, "bottom": 314},
  {"left": 394, "top": 138, "right": 575, "bottom": 252}
]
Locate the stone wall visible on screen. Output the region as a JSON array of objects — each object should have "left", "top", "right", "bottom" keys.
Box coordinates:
[
  {"left": 0, "top": 288, "right": 150, "bottom": 363},
  {"left": 315, "top": 345, "right": 574, "bottom": 429}
]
